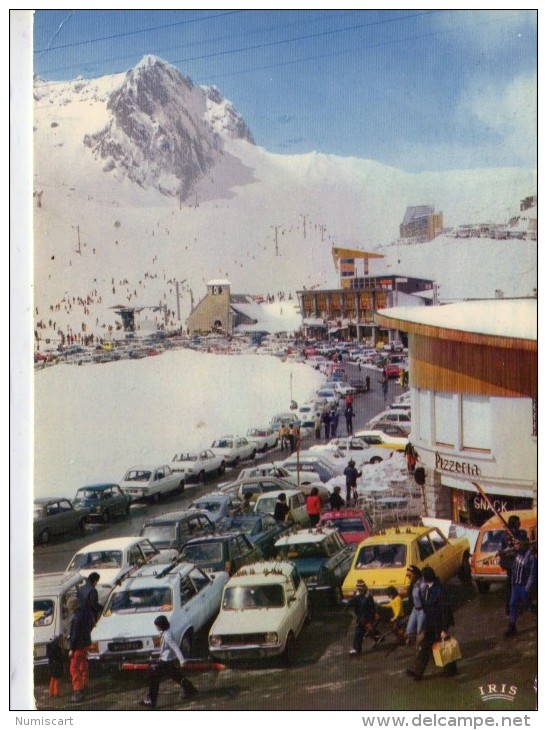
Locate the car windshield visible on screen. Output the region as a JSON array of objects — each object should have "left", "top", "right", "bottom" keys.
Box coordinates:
[
  {"left": 355, "top": 543, "right": 407, "bottom": 568},
  {"left": 34, "top": 599, "right": 54, "bottom": 627},
  {"left": 68, "top": 550, "right": 123, "bottom": 570},
  {"left": 181, "top": 542, "right": 223, "bottom": 563},
  {"left": 124, "top": 470, "right": 151, "bottom": 482},
  {"left": 248, "top": 430, "right": 266, "bottom": 437},
  {"left": 172, "top": 454, "right": 198, "bottom": 462},
  {"left": 212, "top": 440, "right": 233, "bottom": 449},
  {"left": 255, "top": 497, "right": 277, "bottom": 515},
  {"left": 274, "top": 542, "right": 327, "bottom": 559},
  {"left": 329, "top": 519, "right": 365, "bottom": 533},
  {"left": 479, "top": 529, "right": 506, "bottom": 554},
  {"left": 75, "top": 489, "right": 102, "bottom": 501},
  {"left": 104, "top": 587, "right": 173, "bottom": 614},
  {"left": 191, "top": 501, "right": 222, "bottom": 512},
  {"left": 222, "top": 584, "right": 285, "bottom": 610},
  {"left": 141, "top": 525, "right": 177, "bottom": 546}
]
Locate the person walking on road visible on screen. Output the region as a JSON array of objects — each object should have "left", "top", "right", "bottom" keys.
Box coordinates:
[
  {"left": 345, "top": 579, "right": 383, "bottom": 654},
  {"left": 322, "top": 408, "right": 331, "bottom": 441},
  {"left": 343, "top": 459, "right": 361, "bottom": 504},
  {"left": 329, "top": 485, "right": 344, "bottom": 511},
  {"left": 406, "top": 566, "right": 457, "bottom": 681},
  {"left": 139, "top": 615, "right": 197, "bottom": 709},
  {"left": 504, "top": 537, "right": 537, "bottom": 637},
  {"left": 344, "top": 402, "right": 354, "bottom": 435},
  {"left": 381, "top": 373, "right": 389, "bottom": 401},
  {"left": 497, "top": 515, "right": 527, "bottom": 616},
  {"left": 314, "top": 412, "right": 322, "bottom": 441}
]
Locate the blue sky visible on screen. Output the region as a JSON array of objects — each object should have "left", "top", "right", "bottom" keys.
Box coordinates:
[{"left": 31, "top": 9, "right": 537, "bottom": 172}]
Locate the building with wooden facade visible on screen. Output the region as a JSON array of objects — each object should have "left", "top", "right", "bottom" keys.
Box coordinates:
[
  {"left": 375, "top": 299, "right": 537, "bottom": 526},
  {"left": 297, "top": 246, "right": 434, "bottom": 342}
]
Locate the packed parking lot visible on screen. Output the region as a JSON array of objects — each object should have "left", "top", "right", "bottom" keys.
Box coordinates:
[{"left": 32, "top": 352, "right": 537, "bottom": 711}]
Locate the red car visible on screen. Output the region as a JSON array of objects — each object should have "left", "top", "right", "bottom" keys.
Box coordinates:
[
  {"left": 319, "top": 509, "right": 374, "bottom": 545},
  {"left": 384, "top": 363, "right": 401, "bottom": 379}
]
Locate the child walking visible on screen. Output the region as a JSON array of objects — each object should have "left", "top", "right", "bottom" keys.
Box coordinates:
[{"left": 46, "top": 636, "right": 64, "bottom": 698}]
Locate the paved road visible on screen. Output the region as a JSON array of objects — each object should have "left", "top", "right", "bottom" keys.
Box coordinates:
[{"left": 33, "top": 362, "right": 537, "bottom": 711}]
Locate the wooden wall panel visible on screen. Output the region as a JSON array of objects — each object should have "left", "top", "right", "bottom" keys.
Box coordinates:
[{"left": 409, "top": 334, "right": 537, "bottom": 397}]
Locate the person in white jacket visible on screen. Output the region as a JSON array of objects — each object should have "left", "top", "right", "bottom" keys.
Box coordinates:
[{"left": 139, "top": 615, "right": 197, "bottom": 708}]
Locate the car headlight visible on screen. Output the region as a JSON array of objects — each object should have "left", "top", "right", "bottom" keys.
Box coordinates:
[
  {"left": 264, "top": 632, "right": 278, "bottom": 645},
  {"left": 88, "top": 642, "right": 99, "bottom": 653},
  {"left": 153, "top": 635, "right": 162, "bottom": 648},
  {"left": 304, "top": 575, "right": 318, "bottom": 586},
  {"left": 209, "top": 635, "right": 221, "bottom": 647}
]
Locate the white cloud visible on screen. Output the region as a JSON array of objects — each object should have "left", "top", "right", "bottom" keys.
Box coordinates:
[
  {"left": 459, "top": 73, "right": 537, "bottom": 167},
  {"left": 434, "top": 9, "right": 537, "bottom": 53}
]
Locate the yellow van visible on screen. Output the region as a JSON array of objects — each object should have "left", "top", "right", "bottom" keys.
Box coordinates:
[{"left": 470, "top": 509, "right": 537, "bottom": 594}]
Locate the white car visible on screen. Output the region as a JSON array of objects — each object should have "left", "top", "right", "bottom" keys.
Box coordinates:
[
  {"left": 323, "top": 437, "right": 392, "bottom": 464},
  {"left": 323, "top": 381, "right": 357, "bottom": 397},
  {"left": 354, "top": 428, "right": 409, "bottom": 452},
  {"left": 65, "top": 536, "right": 163, "bottom": 604},
  {"left": 119, "top": 464, "right": 185, "bottom": 501},
  {"left": 315, "top": 388, "right": 341, "bottom": 407},
  {"left": 254, "top": 489, "right": 310, "bottom": 527},
  {"left": 276, "top": 455, "right": 340, "bottom": 484},
  {"left": 229, "top": 464, "right": 300, "bottom": 487},
  {"left": 246, "top": 427, "right": 279, "bottom": 453},
  {"left": 210, "top": 436, "right": 257, "bottom": 467},
  {"left": 170, "top": 449, "right": 226, "bottom": 483},
  {"left": 188, "top": 493, "right": 242, "bottom": 524},
  {"left": 34, "top": 571, "right": 87, "bottom": 666},
  {"left": 208, "top": 561, "right": 310, "bottom": 663},
  {"left": 368, "top": 409, "right": 412, "bottom": 435},
  {"left": 90, "top": 562, "right": 229, "bottom": 664}
]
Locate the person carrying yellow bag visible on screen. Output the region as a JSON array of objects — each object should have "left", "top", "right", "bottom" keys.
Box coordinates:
[{"left": 405, "top": 566, "right": 458, "bottom": 681}]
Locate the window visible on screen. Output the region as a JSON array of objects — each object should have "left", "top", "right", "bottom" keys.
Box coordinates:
[
  {"left": 417, "top": 535, "right": 434, "bottom": 561},
  {"left": 429, "top": 529, "right": 448, "bottom": 552},
  {"left": 190, "top": 568, "right": 211, "bottom": 593},
  {"left": 461, "top": 395, "right": 491, "bottom": 452},
  {"left": 434, "top": 392, "right": 457, "bottom": 447},
  {"left": 180, "top": 577, "right": 197, "bottom": 605}
]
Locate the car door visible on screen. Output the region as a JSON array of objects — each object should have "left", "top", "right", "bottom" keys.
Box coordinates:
[
  {"left": 416, "top": 533, "right": 438, "bottom": 574},
  {"left": 56, "top": 500, "right": 79, "bottom": 535},
  {"left": 189, "top": 567, "right": 218, "bottom": 624},
  {"left": 428, "top": 528, "right": 455, "bottom": 581},
  {"left": 111, "top": 486, "right": 126, "bottom": 515},
  {"left": 289, "top": 493, "right": 310, "bottom": 526}
]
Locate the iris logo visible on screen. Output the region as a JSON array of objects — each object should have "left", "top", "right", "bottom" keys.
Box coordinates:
[{"left": 478, "top": 684, "right": 517, "bottom": 702}]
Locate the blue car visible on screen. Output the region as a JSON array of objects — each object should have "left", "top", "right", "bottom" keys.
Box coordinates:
[{"left": 217, "top": 513, "right": 291, "bottom": 558}]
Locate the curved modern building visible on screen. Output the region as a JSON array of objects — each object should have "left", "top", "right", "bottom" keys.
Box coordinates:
[{"left": 375, "top": 299, "right": 537, "bottom": 527}]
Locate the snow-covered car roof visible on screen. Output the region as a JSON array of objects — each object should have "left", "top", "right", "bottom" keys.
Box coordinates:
[
  {"left": 229, "top": 561, "right": 299, "bottom": 585},
  {"left": 274, "top": 527, "right": 340, "bottom": 546}
]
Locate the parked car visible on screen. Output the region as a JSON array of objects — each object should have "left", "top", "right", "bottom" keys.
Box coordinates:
[
  {"left": 315, "top": 388, "right": 340, "bottom": 407},
  {"left": 170, "top": 449, "right": 226, "bottom": 483},
  {"left": 323, "top": 381, "right": 357, "bottom": 397},
  {"left": 89, "top": 562, "right": 229, "bottom": 665},
  {"left": 33, "top": 497, "right": 91, "bottom": 545},
  {"left": 254, "top": 489, "right": 311, "bottom": 527},
  {"left": 119, "top": 464, "right": 185, "bottom": 502},
  {"left": 73, "top": 483, "right": 131, "bottom": 523},
  {"left": 217, "top": 513, "right": 291, "bottom": 558},
  {"left": 470, "top": 509, "right": 537, "bottom": 593},
  {"left": 319, "top": 509, "right": 374, "bottom": 545},
  {"left": 180, "top": 533, "right": 262, "bottom": 575},
  {"left": 272, "top": 526, "right": 355, "bottom": 605},
  {"left": 139, "top": 510, "right": 216, "bottom": 555},
  {"left": 368, "top": 410, "right": 412, "bottom": 435},
  {"left": 341, "top": 525, "right": 471, "bottom": 604},
  {"left": 354, "top": 428, "right": 409, "bottom": 452},
  {"left": 210, "top": 436, "right": 257, "bottom": 467},
  {"left": 236, "top": 476, "right": 298, "bottom": 503},
  {"left": 323, "top": 437, "right": 392, "bottom": 464},
  {"left": 269, "top": 412, "right": 301, "bottom": 432},
  {"left": 246, "top": 427, "right": 279, "bottom": 453},
  {"left": 65, "top": 536, "right": 163, "bottom": 603},
  {"left": 33, "top": 571, "right": 87, "bottom": 666},
  {"left": 278, "top": 454, "right": 341, "bottom": 482},
  {"left": 226, "top": 464, "right": 300, "bottom": 487},
  {"left": 383, "top": 363, "right": 401, "bottom": 379},
  {"left": 188, "top": 493, "right": 242, "bottom": 524},
  {"left": 208, "top": 561, "right": 310, "bottom": 663}
]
